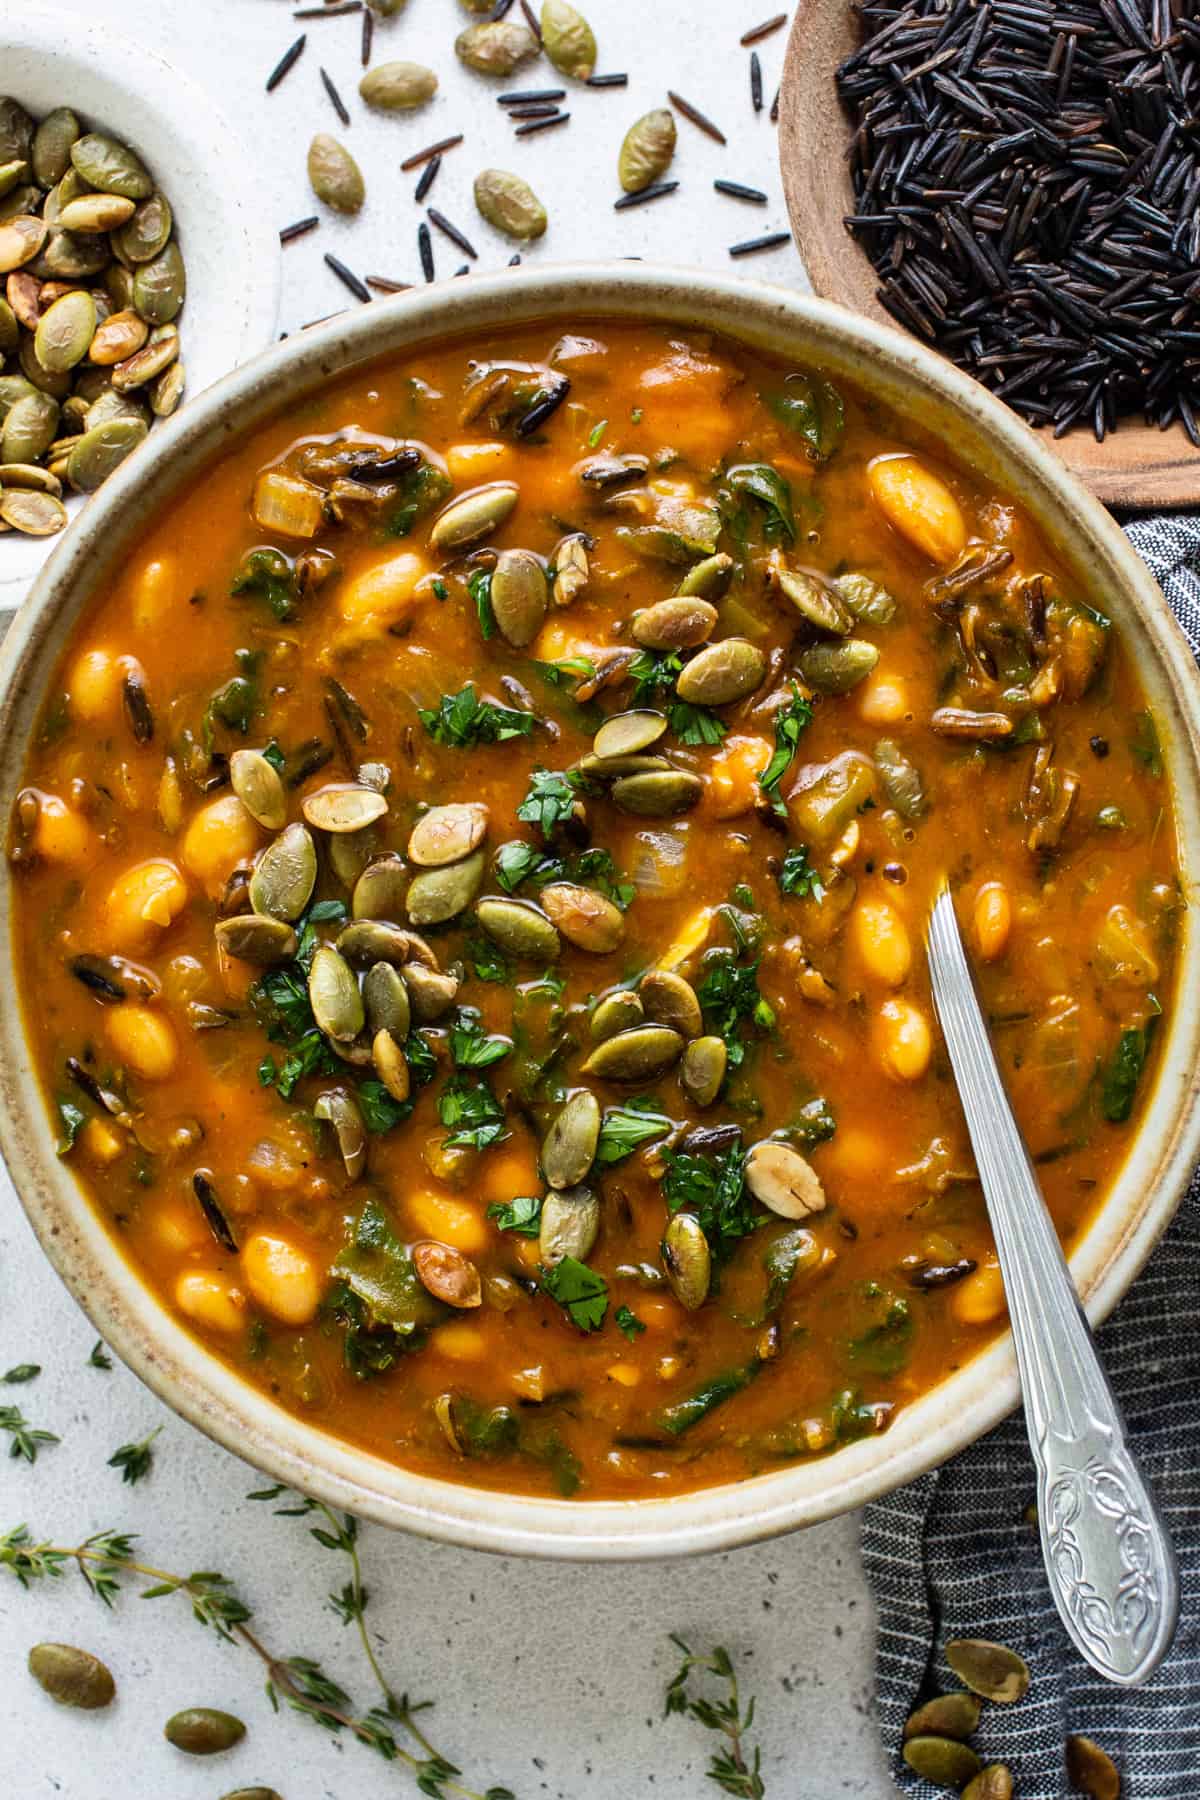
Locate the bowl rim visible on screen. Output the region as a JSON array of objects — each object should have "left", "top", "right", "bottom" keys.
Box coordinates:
[
  {"left": 1, "top": 262, "right": 1198, "bottom": 1560},
  {"left": 0, "top": 0, "right": 282, "bottom": 614}
]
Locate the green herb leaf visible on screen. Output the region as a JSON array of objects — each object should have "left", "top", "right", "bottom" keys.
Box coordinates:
[
  {"left": 203, "top": 648, "right": 263, "bottom": 740},
  {"left": 541, "top": 1255, "right": 608, "bottom": 1332},
  {"left": 385, "top": 459, "right": 453, "bottom": 537},
  {"left": 88, "top": 1340, "right": 113, "bottom": 1371},
  {"left": 438, "top": 1074, "right": 507, "bottom": 1151},
  {"left": 516, "top": 766, "right": 583, "bottom": 837},
  {"left": 789, "top": 1096, "right": 837, "bottom": 1146},
  {"left": 530, "top": 654, "right": 599, "bottom": 691},
  {"left": 2, "top": 1365, "right": 40, "bottom": 1385},
  {"left": 849, "top": 1286, "right": 914, "bottom": 1376},
  {"left": 465, "top": 934, "right": 513, "bottom": 984},
  {"left": 0, "top": 1403, "right": 60, "bottom": 1464},
  {"left": 669, "top": 700, "right": 728, "bottom": 746},
  {"left": 1131, "top": 710, "right": 1163, "bottom": 778},
  {"left": 695, "top": 954, "right": 775, "bottom": 1069},
  {"left": 596, "top": 1098, "right": 673, "bottom": 1166},
  {"left": 615, "top": 1305, "right": 646, "bottom": 1341},
  {"left": 419, "top": 684, "right": 536, "bottom": 749},
  {"left": 727, "top": 462, "right": 796, "bottom": 544},
  {"left": 107, "top": 1424, "right": 161, "bottom": 1486},
  {"left": 468, "top": 567, "right": 496, "bottom": 641},
  {"left": 495, "top": 839, "right": 551, "bottom": 894},
  {"left": 770, "top": 373, "right": 845, "bottom": 462},
  {"left": 55, "top": 1097, "right": 86, "bottom": 1157},
  {"left": 758, "top": 682, "right": 814, "bottom": 816},
  {"left": 486, "top": 1196, "right": 542, "bottom": 1236},
  {"left": 629, "top": 648, "right": 684, "bottom": 705},
  {"left": 450, "top": 1010, "right": 513, "bottom": 1069},
  {"left": 231, "top": 547, "right": 299, "bottom": 621},
  {"left": 659, "top": 1362, "right": 761, "bottom": 1436},
  {"left": 777, "top": 844, "right": 825, "bottom": 901},
  {"left": 661, "top": 1141, "right": 758, "bottom": 1260},
  {"left": 1101, "top": 1004, "right": 1161, "bottom": 1123}
]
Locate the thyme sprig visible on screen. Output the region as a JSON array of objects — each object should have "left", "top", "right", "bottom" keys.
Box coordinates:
[
  {"left": 665, "top": 1636, "right": 766, "bottom": 1798},
  {"left": 0, "top": 1404, "right": 59, "bottom": 1463}
]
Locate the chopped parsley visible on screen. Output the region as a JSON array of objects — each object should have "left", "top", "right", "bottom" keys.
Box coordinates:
[
  {"left": 661, "top": 1141, "right": 758, "bottom": 1261},
  {"left": 450, "top": 1009, "right": 513, "bottom": 1069},
  {"left": 759, "top": 683, "right": 814, "bottom": 817},
  {"left": 669, "top": 700, "right": 728, "bottom": 746},
  {"left": 777, "top": 844, "right": 825, "bottom": 901},
  {"left": 419, "top": 683, "right": 536, "bottom": 749},
  {"left": 596, "top": 1098, "right": 673, "bottom": 1166},
  {"left": 438, "top": 1074, "right": 507, "bottom": 1151},
  {"left": 541, "top": 1256, "right": 608, "bottom": 1332},
  {"left": 628, "top": 648, "right": 683, "bottom": 705},
  {"left": 1100, "top": 1001, "right": 1161, "bottom": 1123},
  {"left": 468, "top": 567, "right": 495, "bottom": 640},
  {"left": 695, "top": 954, "right": 775, "bottom": 1069},
  {"left": 56, "top": 1098, "right": 85, "bottom": 1157},
  {"left": 615, "top": 1305, "right": 646, "bottom": 1341},
  {"left": 494, "top": 840, "right": 635, "bottom": 910},
  {"left": 487, "top": 1196, "right": 542, "bottom": 1236},
  {"left": 465, "top": 935, "right": 513, "bottom": 984},
  {"left": 517, "top": 766, "right": 585, "bottom": 837},
  {"left": 231, "top": 546, "right": 298, "bottom": 621}
]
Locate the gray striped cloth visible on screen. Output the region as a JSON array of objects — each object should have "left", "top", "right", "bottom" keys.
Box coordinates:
[{"left": 863, "top": 514, "right": 1200, "bottom": 1798}]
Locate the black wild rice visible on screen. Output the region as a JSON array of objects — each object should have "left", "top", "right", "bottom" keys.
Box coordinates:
[
  {"left": 428, "top": 207, "right": 478, "bottom": 259},
  {"left": 667, "top": 90, "right": 728, "bottom": 144},
  {"left": 515, "top": 111, "right": 571, "bottom": 136},
  {"left": 414, "top": 155, "right": 441, "bottom": 202},
  {"left": 361, "top": 5, "right": 372, "bottom": 65},
  {"left": 293, "top": 2, "right": 360, "bottom": 17},
  {"left": 506, "top": 103, "right": 561, "bottom": 119},
  {"left": 320, "top": 66, "right": 350, "bottom": 127},
  {"left": 587, "top": 72, "right": 629, "bottom": 86},
  {"left": 499, "top": 88, "right": 567, "bottom": 103},
  {"left": 729, "top": 230, "right": 792, "bottom": 256},
  {"left": 614, "top": 180, "right": 681, "bottom": 210},
  {"left": 401, "top": 134, "right": 463, "bottom": 171},
  {"left": 266, "top": 34, "right": 306, "bottom": 93},
  {"left": 750, "top": 50, "right": 764, "bottom": 112},
  {"left": 715, "top": 178, "right": 768, "bottom": 203},
  {"left": 741, "top": 12, "right": 788, "bottom": 45},
  {"left": 324, "top": 252, "right": 370, "bottom": 302},
  {"left": 280, "top": 215, "right": 320, "bottom": 244},
  {"left": 366, "top": 274, "right": 412, "bottom": 293},
  {"left": 770, "top": 84, "right": 780, "bottom": 122},
  {"left": 508, "top": 253, "right": 523, "bottom": 265},
  {"left": 520, "top": 0, "right": 541, "bottom": 39},
  {"left": 837, "top": 0, "right": 1200, "bottom": 443},
  {"left": 418, "top": 220, "right": 435, "bottom": 283}
]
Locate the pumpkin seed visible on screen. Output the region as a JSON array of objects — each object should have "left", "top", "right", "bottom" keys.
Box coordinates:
[
  {"left": 594, "top": 710, "right": 667, "bottom": 760},
  {"left": 408, "top": 803, "right": 489, "bottom": 869},
  {"left": 230, "top": 749, "right": 287, "bottom": 831},
  {"left": 28, "top": 1642, "right": 115, "bottom": 1710},
  {"left": 541, "top": 0, "right": 596, "bottom": 78},
  {"left": 0, "top": 213, "right": 47, "bottom": 273},
  {"left": 337, "top": 918, "right": 414, "bottom": 967},
  {"left": 477, "top": 895, "right": 561, "bottom": 961},
  {"left": 676, "top": 551, "right": 735, "bottom": 600},
  {"left": 491, "top": 547, "right": 548, "bottom": 646},
  {"left": 539, "top": 1183, "right": 600, "bottom": 1266},
  {"left": 313, "top": 1088, "right": 367, "bottom": 1180},
  {"left": 402, "top": 962, "right": 460, "bottom": 1021},
  {"left": 0, "top": 487, "right": 66, "bottom": 534},
  {"left": 1066, "top": 1737, "right": 1119, "bottom": 1800},
  {"left": 874, "top": 737, "right": 926, "bottom": 819},
  {"left": 551, "top": 532, "right": 589, "bottom": 605},
  {"left": 611, "top": 769, "right": 704, "bottom": 817},
  {"left": 364, "top": 961, "right": 411, "bottom": 1038},
  {"left": 430, "top": 480, "right": 519, "bottom": 551},
  {"left": 0, "top": 183, "right": 39, "bottom": 222},
  {"left": 903, "top": 1693, "right": 982, "bottom": 1742},
  {"left": 88, "top": 308, "right": 149, "bottom": 365},
  {"left": 308, "top": 945, "right": 364, "bottom": 1042},
  {"left": 835, "top": 570, "right": 897, "bottom": 624},
  {"left": 302, "top": 783, "right": 388, "bottom": 833},
  {"left": 542, "top": 1089, "right": 601, "bottom": 1188},
  {"left": 640, "top": 968, "right": 702, "bottom": 1038},
  {"left": 745, "top": 1140, "right": 827, "bottom": 1219},
  {"left": 944, "top": 1639, "right": 1030, "bottom": 1705},
  {"left": 633, "top": 597, "right": 718, "bottom": 651},
  {"left": 150, "top": 358, "right": 185, "bottom": 417},
  {"left": 37, "top": 228, "right": 110, "bottom": 280},
  {"left": 455, "top": 20, "right": 540, "bottom": 75},
  {"left": 65, "top": 416, "right": 147, "bottom": 491},
  {"left": 214, "top": 914, "right": 299, "bottom": 966},
  {"left": 352, "top": 854, "right": 408, "bottom": 921},
  {"left": 539, "top": 881, "right": 624, "bottom": 954},
  {"left": 70, "top": 133, "right": 153, "bottom": 200},
  {"left": 164, "top": 1708, "right": 247, "bottom": 1756},
  {"left": 372, "top": 1026, "right": 411, "bottom": 1102},
  {"left": 619, "top": 109, "right": 677, "bottom": 193},
  {"left": 104, "top": 259, "right": 135, "bottom": 310},
  {"left": 19, "top": 336, "right": 72, "bottom": 400},
  {"left": 0, "top": 160, "right": 28, "bottom": 200},
  {"left": 0, "top": 297, "right": 16, "bottom": 352},
  {"left": 578, "top": 750, "right": 671, "bottom": 780},
  {"left": 132, "top": 240, "right": 185, "bottom": 323},
  {"left": 0, "top": 460, "right": 60, "bottom": 491},
  {"left": 413, "top": 1240, "right": 482, "bottom": 1308},
  {"left": 57, "top": 193, "right": 137, "bottom": 233},
  {"left": 31, "top": 109, "right": 80, "bottom": 188},
  {"left": 111, "top": 329, "right": 179, "bottom": 392},
  {"left": 903, "top": 1737, "right": 983, "bottom": 1788},
  {"left": 799, "top": 638, "right": 880, "bottom": 694},
  {"left": 111, "top": 192, "right": 173, "bottom": 264},
  {"left": 676, "top": 638, "right": 766, "bottom": 707},
  {"left": 774, "top": 564, "right": 852, "bottom": 634},
  {"left": 662, "top": 1212, "right": 710, "bottom": 1310},
  {"left": 473, "top": 168, "right": 548, "bottom": 240},
  {"left": 590, "top": 988, "right": 644, "bottom": 1042},
  {"left": 34, "top": 290, "right": 95, "bottom": 372},
  {"left": 249, "top": 823, "right": 317, "bottom": 921},
  {"left": 963, "top": 1768, "right": 1015, "bottom": 1800},
  {"left": 680, "top": 1034, "right": 726, "bottom": 1108},
  {"left": 582, "top": 1024, "right": 684, "bottom": 1081},
  {"left": 359, "top": 61, "right": 438, "bottom": 110},
  {"left": 406, "top": 849, "right": 485, "bottom": 926},
  {"left": 1, "top": 389, "right": 58, "bottom": 462},
  {"left": 0, "top": 99, "right": 34, "bottom": 166}
]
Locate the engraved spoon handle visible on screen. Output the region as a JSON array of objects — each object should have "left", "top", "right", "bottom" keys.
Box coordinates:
[{"left": 926, "top": 885, "right": 1177, "bottom": 1685}]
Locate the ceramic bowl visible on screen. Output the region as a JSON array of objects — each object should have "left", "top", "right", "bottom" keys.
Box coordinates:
[
  {"left": 0, "top": 2, "right": 281, "bottom": 614},
  {"left": 1, "top": 265, "right": 1198, "bottom": 1559}
]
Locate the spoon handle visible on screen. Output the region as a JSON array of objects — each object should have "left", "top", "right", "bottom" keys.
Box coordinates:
[{"left": 926, "top": 887, "right": 1178, "bottom": 1685}]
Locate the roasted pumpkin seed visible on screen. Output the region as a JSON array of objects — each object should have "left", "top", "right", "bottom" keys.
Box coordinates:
[
  {"left": 402, "top": 961, "right": 460, "bottom": 1021},
  {"left": 675, "top": 638, "right": 765, "bottom": 706},
  {"left": 541, "top": 0, "right": 597, "bottom": 79},
  {"left": 38, "top": 227, "right": 111, "bottom": 280},
  {"left": 364, "top": 961, "right": 411, "bottom": 1038},
  {"left": 214, "top": 914, "right": 298, "bottom": 966},
  {"left": 944, "top": 1639, "right": 1030, "bottom": 1704},
  {"left": 372, "top": 1026, "right": 411, "bottom": 1102},
  {"left": 903, "top": 1736, "right": 983, "bottom": 1788},
  {"left": 220, "top": 1791, "right": 284, "bottom": 1800},
  {"left": 1, "top": 389, "right": 58, "bottom": 463},
  {"left": 111, "top": 329, "right": 179, "bottom": 392},
  {"left": 799, "top": 639, "right": 880, "bottom": 694},
  {"left": 963, "top": 1768, "right": 1015, "bottom": 1800},
  {"left": 164, "top": 1707, "right": 247, "bottom": 1756},
  {"left": 408, "top": 802, "right": 489, "bottom": 868},
  {"left": 249, "top": 823, "right": 317, "bottom": 921},
  {"left": 539, "top": 1183, "right": 600, "bottom": 1265},
  {"left": 1066, "top": 1736, "right": 1119, "bottom": 1800},
  {"left": 476, "top": 895, "right": 561, "bottom": 961},
  {"left": 406, "top": 849, "right": 485, "bottom": 925},
  {"left": 490, "top": 547, "right": 548, "bottom": 646},
  {"left": 619, "top": 109, "right": 677, "bottom": 193},
  {"left": 593, "top": 710, "right": 667, "bottom": 760},
  {"left": 337, "top": 918, "right": 415, "bottom": 967},
  {"left": 359, "top": 61, "right": 438, "bottom": 111},
  {"left": 229, "top": 749, "right": 288, "bottom": 831},
  {"left": 57, "top": 193, "right": 137, "bottom": 234},
  {"left": 352, "top": 854, "right": 408, "bottom": 921},
  {"left": 473, "top": 169, "right": 547, "bottom": 240},
  {"left": 65, "top": 416, "right": 147, "bottom": 491},
  {"left": 89, "top": 308, "right": 149, "bottom": 365},
  {"left": 582, "top": 1024, "right": 684, "bottom": 1081},
  {"left": 132, "top": 240, "right": 185, "bottom": 324},
  {"left": 590, "top": 988, "right": 644, "bottom": 1042},
  {"left": 676, "top": 551, "right": 734, "bottom": 600},
  {"left": 903, "top": 1692, "right": 982, "bottom": 1742},
  {"left": 611, "top": 769, "right": 704, "bottom": 817},
  {"left": 633, "top": 597, "right": 718, "bottom": 651},
  {"left": 150, "top": 358, "right": 185, "bottom": 418},
  {"left": 551, "top": 531, "right": 589, "bottom": 605},
  {"left": 662, "top": 1212, "right": 711, "bottom": 1310},
  {"left": 0, "top": 99, "right": 34, "bottom": 166},
  {"left": 302, "top": 783, "right": 388, "bottom": 833},
  {"left": 543, "top": 1089, "right": 602, "bottom": 1188},
  {"left": 773, "top": 564, "right": 853, "bottom": 634},
  {"left": 0, "top": 213, "right": 47, "bottom": 273},
  {"left": 307, "top": 133, "right": 365, "bottom": 213},
  {"left": 430, "top": 480, "right": 519, "bottom": 551},
  {"left": 680, "top": 1034, "right": 726, "bottom": 1108},
  {"left": 71, "top": 133, "right": 153, "bottom": 200},
  {"left": 0, "top": 487, "right": 67, "bottom": 534},
  {"left": 455, "top": 20, "right": 540, "bottom": 75},
  {"left": 28, "top": 1642, "right": 115, "bottom": 1710},
  {"left": 111, "top": 192, "right": 173, "bottom": 265},
  {"left": 314, "top": 1088, "right": 367, "bottom": 1180},
  {"left": 540, "top": 881, "right": 624, "bottom": 954},
  {"left": 744, "top": 1140, "right": 827, "bottom": 1219},
  {"left": 308, "top": 945, "right": 364, "bottom": 1042},
  {"left": 34, "top": 290, "right": 95, "bottom": 372},
  {"left": 31, "top": 109, "right": 80, "bottom": 188},
  {"left": 414, "top": 1240, "right": 482, "bottom": 1308},
  {"left": 835, "top": 570, "right": 897, "bottom": 624},
  {"left": 640, "top": 968, "right": 702, "bottom": 1038}
]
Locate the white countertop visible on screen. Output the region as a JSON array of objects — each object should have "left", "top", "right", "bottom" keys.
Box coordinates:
[{"left": 0, "top": 3, "right": 899, "bottom": 1794}]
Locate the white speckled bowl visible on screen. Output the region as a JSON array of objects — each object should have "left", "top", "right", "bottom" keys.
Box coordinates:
[
  {"left": 0, "top": 3, "right": 281, "bottom": 614},
  {"left": 1, "top": 266, "right": 1198, "bottom": 1559}
]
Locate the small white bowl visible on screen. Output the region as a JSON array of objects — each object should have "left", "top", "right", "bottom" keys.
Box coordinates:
[{"left": 0, "top": 3, "right": 281, "bottom": 614}]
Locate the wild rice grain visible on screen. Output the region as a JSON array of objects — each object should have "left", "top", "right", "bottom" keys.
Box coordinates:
[
  {"left": 266, "top": 35, "right": 306, "bottom": 93},
  {"left": 418, "top": 220, "right": 434, "bottom": 284},
  {"left": 667, "top": 90, "right": 727, "bottom": 145},
  {"left": 750, "top": 50, "right": 763, "bottom": 112},
  {"left": 428, "top": 208, "right": 478, "bottom": 259},
  {"left": 414, "top": 155, "right": 441, "bottom": 202},
  {"left": 714, "top": 178, "right": 767, "bottom": 203},
  {"left": 729, "top": 230, "right": 791, "bottom": 256},
  {"left": 400, "top": 135, "right": 464, "bottom": 171},
  {"left": 514, "top": 111, "right": 571, "bottom": 136},
  {"left": 587, "top": 73, "right": 629, "bottom": 86},
  {"left": 320, "top": 67, "right": 351, "bottom": 127},
  {"left": 324, "top": 252, "right": 370, "bottom": 302},
  {"left": 280, "top": 215, "right": 320, "bottom": 244},
  {"left": 614, "top": 180, "right": 680, "bottom": 210},
  {"left": 741, "top": 13, "right": 787, "bottom": 45}
]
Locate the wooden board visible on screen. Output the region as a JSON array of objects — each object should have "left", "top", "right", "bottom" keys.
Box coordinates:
[{"left": 777, "top": 3, "right": 1200, "bottom": 510}]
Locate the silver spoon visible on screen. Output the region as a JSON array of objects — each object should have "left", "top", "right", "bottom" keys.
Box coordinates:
[{"left": 925, "top": 883, "right": 1178, "bottom": 1685}]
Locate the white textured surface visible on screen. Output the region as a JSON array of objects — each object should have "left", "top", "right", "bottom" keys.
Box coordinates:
[{"left": 0, "top": 3, "right": 898, "bottom": 1796}]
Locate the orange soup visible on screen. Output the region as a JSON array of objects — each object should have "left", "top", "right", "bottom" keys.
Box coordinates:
[{"left": 9, "top": 321, "right": 1179, "bottom": 1498}]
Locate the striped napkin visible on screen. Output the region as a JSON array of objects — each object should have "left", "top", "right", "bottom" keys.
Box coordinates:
[{"left": 862, "top": 515, "right": 1200, "bottom": 1800}]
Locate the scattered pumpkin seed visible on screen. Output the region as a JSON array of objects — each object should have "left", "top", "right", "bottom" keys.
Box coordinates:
[
  {"left": 582, "top": 1023, "right": 684, "bottom": 1081},
  {"left": 590, "top": 988, "right": 644, "bottom": 1042},
  {"left": 57, "top": 193, "right": 137, "bottom": 233},
  {"left": 675, "top": 637, "right": 766, "bottom": 706},
  {"left": 352, "top": 854, "right": 408, "bottom": 921},
  {"left": 903, "top": 1736, "right": 983, "bottom": 1788},
  {"left": 308, "top": 945, "right": 364, "bottom": 1042},
  {"left": 402, "top": 961, "right": 460, "bottom": 1021},
  {"left": 70, "top": 133, "right": 153, "bottom": 200},
  {"left": 640, "top": 968, "right": 702, "bottom": 1038},
  {"left": 835, "top": 569, "right": 898, "bottom": 624},
  {"left": 65, "top": 416, "right": 147, "bottom": 492},
  {"left": 406, "top": 849, "right": 485, "bottom": 925},
  {"left": 302, "top": 784, "right": 389, "bottom": 833},
  {"left": 364, "top": 961, "right": 411, "bottom": 1038},
  {"left": 337, "top": 918, "right": 414, "bottom": 968},
  {"left": 229, "top": 749, "right": 288, "bottom": 831},
  {"left": 619, "top": 109, "right": 677, "bottom": 194},
  {"left": 0, "top": 487, "right": 67, "bottom": 534},
  {"left": 34, "top": 291, "right": 95, "bottom": 372},
  {"left": 473, "top": 168, "right": 548, "bottom": 240},
  {"left": 490, "top": 547, "right": 548, "bottom": 646},
  {"left": 31, "top": 109, "right": 80, "bottom": 188},
  {"left": 221, "top": 1791, "right": 284, "bottom": 1800},
  {"left": 150, "top": 359, "right": 185, "bottom": 418},
  {"left": 798, "top": 638, "right": 880, "bottom": 694},
  {"left": 249, "top": 823, "right": 317, "bottom": 921},
  {"left": 944, "top": 1639, "right": 1031, "bottom": 1705},
  {"left": 680, "top": 1034, "right": 727, "bottom": 1107},
  {"left": 593, "top": 710, "right": 667, "bottom": 759},
  {"left": 28, "top": 1642, "right": 115, "bottom": 1710},
  {"left": 542, "top": 0, "right": 597, "bottom": 78},
  {"left": 89, "top": 309, "right": 149, "bottom": 366},
  {"left": 540, "top": 881, "right": 624, "bottom": 953},
  {"left": 111, "top": 330, "right": 179, "bottom": 393},
  {"left": 131, "top": 239, "right": 185, "bottom": 323},
  {"left": 477, "top": 894, "right": 562, "bottom": 961},
  {"left": 164, "top": 1707, "right": 247, "bottom": 1756},
  {"left": 611, "top": 768, "right": 704, "bottom": 817},
  {"left": 964, "top": 1768, "right": 1015, "bottom": 1800},
  {"left": 773, "top": 564, "right": 853, "bottom": 634},
  {"left": 539, "top": 1183, "right": 600, "bottom": 1265},
  {"left": 662, "top": 1212, "right": 711, "bottom": 1310},
  {"left": 455, "top": 20, "right": 540, "bottom": 75},
  {"left": 903, "top": 1693, "right": 983, "bottom": 1742},
  {"left": 430, "top": 480, "right": 519, "bottom": 550},
  {"left": 2, "top": 389, "right": 59, "bottom": 464},
  {"left": 633, "top": 596, "right": 718, "bottom": 650},
  {"left": 542, "top": 1089, "right": 602, "bottom": 1188},
  {"left": 408, "top": 802, "right": 490, "bottom": 867},
  {"left": 112, "top": 192, "right": 173, "bottom": 265},
  {"left": 359, "top": 62, "right": 439, "bottom": 111},
  {"left": 0, "top": 213, "right": 47, "bottom": 273},
  {"left": 414, "top": 1240, "right": 482, "bottom": 1308},
  {"left": 372, "top": 1026, "right": 411, "bottom": 1102},
  {"left": 313, "top": 1088, "right": 367, "bottom": 1180},
  {"left": 1066, "top": 1735, "right": 1120, "bottom": 1800},
  {"left": 213, "top": 914, "right": 299, "bottom": 966},
  {"left": 307, "top": 134, "right": 365, "bottom": 214}
]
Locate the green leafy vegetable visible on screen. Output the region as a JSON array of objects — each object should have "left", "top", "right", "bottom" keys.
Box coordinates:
[
  {"left": 777, "top": 845, "right": 825, "bottom": 901},
  {"left": 658, "top": 1362, "right": 761, "bottom": 1437},
  {"left": 468, "top": 568, "right": 496, "bottom": 641},
  {"left": 55, "top": 1098, "right": 85, "bottom": 1157},
  {"left": 848, "top": 1286, "right": 914, "bottom": 1377},
  {"left": 629, "top": 648, "right": 684, "bottom": 704},
  {"left": 670, "top": 700, "right": 728, "bottom": 746},
  {"left": 516, "top": 766, "right": 584, "bottom": 836},
  {"left": 572, "top": 847, "right": 636, "bottom": 910},
  {"left": 329, "top": 1198, "right": 446, "bottom": 1375},
  {"left": 1101, "top": 1004, "right": 1161, "bottom": 1123},
  {"left": 540, "top": 1256, "right": 608, "bottom": 1332},
  {"left": 596, "top": 1099, "right": 673, "bottom": 1167},
  {"left": 727, "top": 462, "right": 795, "bottom": 544},
  {"left": 695, "top": 954, "right": 775, "bottom": 1069},
  {"left": 759, "top": 683, "right": 814, "bottom": 817},
  {"left": 0, "top": 1404, "right": 59, "bottom": 1464},
  {"left": 449, "top": 1010, "right": 512, "bottom": 1070},
  {"left": 1131, "top": 710, "right": 1163, "bottom": 778},
  {"left": 789, "top": 1096, "right": 837, "bottom": 1146},
  {"left": 495, "top": 840, "right": 547, "bottom": 894},
  {"left": 438, "top": 1074, "right": 507, "bottom": 1151},
  {"left": 231, "top": 547, "right": 299, "bottom": 621},
  {"left": 448, "top": 1398, "right": 519, "bottom": 1457},
  {"left": 204, "top": 648, "right": 263, "bottom": 740},
  {"left": 384, "top": 459, "right": 453, "bottom": 537},
  {"left": 465, "top": 934, "right": 513, "bottom": 984},
  {"left": 770, "top": 373, "right": 845, "bottom": 462},
  {"left": 661, "top": 1141, "right": 758, "bottom": 1261},
  {"left": 2, "top": 1365, "right": 40, "bottom": 1385},
  {"left": 486, "top": 1196, "right": 542, "bottom": 1236},
  {"left": 87, "top": 1341, "right": 112, "bottom": 1372},
  {"left": 107, "top": 1425, "right": 161, "bottom": 1487},
  {"left": 419, "top": 684, "right": 536, "bottom": 749},
  {"left": 615, "top": 1306, "right": 646, "bottom": 1341}
]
